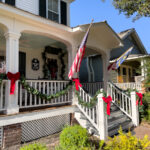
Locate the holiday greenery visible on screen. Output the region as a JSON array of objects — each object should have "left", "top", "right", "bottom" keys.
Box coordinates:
[
  {"left": 20, "top": 76, "right": 72, "bottom": 101},
  {"left": 75, "top": 88, "right": 106, "bottom": 108},
  {"left": 42, "top": 46, "right": 66, "bottom": 80}
]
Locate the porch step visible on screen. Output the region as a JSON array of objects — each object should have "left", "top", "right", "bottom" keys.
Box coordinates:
[
  {"left": 75, "top": 103, "right": 134, "bottom": 138},
  {"left": 108, "top": 104, "right": 134, "bottom": 136},
  {"left": 108, "top": 120, "right": 133, "bottom": 137}
]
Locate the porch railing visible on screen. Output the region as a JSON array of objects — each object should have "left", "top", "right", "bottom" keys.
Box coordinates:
[
  {"left": 107, "top": 82, "right": 132, "bottom": 119},
  {"left": 82, "top": 82, "right": 104, "bottom": 96},
  {"left": 18, "top": 80, "right": 72, "bottom": 109},
  {"left": 115, "top": 82, "right": 142, "bottom": 92},
  {"left": 0, "top": 80, "right": 6, "bottom": 111}
]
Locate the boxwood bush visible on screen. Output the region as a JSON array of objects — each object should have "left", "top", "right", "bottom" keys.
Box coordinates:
[
  {"left": 59, "top": 125, "right": 89, "bottom": 150},
  {"left": 20, "top": 143, "right": 48, "bottom": 150}
]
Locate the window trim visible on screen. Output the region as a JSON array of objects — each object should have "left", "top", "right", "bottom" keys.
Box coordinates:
[{"left": 46, "top": 0, "right": 61, "bottom": 23}]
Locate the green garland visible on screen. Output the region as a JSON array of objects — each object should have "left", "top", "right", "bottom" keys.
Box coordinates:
[
  {"left": 20, "top": 77, "right": 73, "bottom": 101},
  {"left": 0, "top": 75, "right": 106, "bottom": 108},
  {"left": 75, "top": 88, "right": 107, "bottom": 108},
  {"left": 0, "top": 74, "right": 5, "bottom": 86}
]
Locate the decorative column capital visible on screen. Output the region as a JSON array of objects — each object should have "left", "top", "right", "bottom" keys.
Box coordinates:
[{"left": 4, "top": 32, "right": 21, "bottom": 40}]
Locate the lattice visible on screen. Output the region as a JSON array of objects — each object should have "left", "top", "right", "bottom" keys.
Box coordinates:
[
  {"left": 0, "top": 127, "right": 3, "bottom": 148},
  {"left": 21, "top": 114, "right": 70, "bottom": 142}
]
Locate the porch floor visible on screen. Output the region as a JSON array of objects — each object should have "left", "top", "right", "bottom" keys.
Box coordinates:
[{"left": 0, "top": 103, "right": 72, "bottom": 117}]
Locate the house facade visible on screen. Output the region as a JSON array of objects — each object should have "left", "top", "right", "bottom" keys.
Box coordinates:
[
  {"left": 0, "top": 1, "right": 131, "bottom": 149},
  {"left": 80, "top": 28, "right": 148, "bottom": 93}
]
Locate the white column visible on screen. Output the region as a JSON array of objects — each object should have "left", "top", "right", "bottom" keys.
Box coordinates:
[
  {"left": 141, "top": 58, "right": 147, "bottom": 80},
  {"left": 4, "top": 32, "right": 21, "bottom": 115},
  {"left": 130, "top": 91, "right": 139, "bottom": 126},
  {"left": 68, "top": 43, "right": 78, "bottom": 105},
  {"left": 102, "top": 52, "right": 110, "bottom": 91},
  {"left": 97, "top": 92, "right": 108, "bottom": 140}
]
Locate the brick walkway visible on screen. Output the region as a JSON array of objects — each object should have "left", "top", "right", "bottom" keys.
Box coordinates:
[{"left": 132, "top": 122, "right": 150, "bottom": 140}]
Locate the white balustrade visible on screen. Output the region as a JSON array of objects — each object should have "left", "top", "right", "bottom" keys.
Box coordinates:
[
  {"left": 82, "top": 82, "right": 104, "bottom": 96},
  {"left": 76, "top": 87, "right": 108, "bottom": 140},
  {"left": 107, "top": 82, "right": 132, "bottom": 119},
  {"left": 115, "top": 82, "right": 142, "bottom": 92},
  {"left": 18, "top": 80, "right": 71, "bottom": 109},
  {"left": 77, "top": 87, "right": 99, "bottom": 130},
  {"left": 0, "top": 80, "right": 7, "bottom": 112}
]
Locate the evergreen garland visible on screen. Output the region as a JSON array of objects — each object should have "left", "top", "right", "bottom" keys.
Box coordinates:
[
  {"left": 75, "top": 88, "right": 107, "bottom": 108},
  {"left": 42, "top": 47, "right": 66, "bottom": 80},
  {"left": 20, "top": 77, "right": 73, "bottom": 101},
  {"left": 0, "top": 74, "right": 5, "bottom": 86}
]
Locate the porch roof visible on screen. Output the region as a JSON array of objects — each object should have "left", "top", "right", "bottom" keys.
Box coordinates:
[
  {"left": 110, "top": 54, "right": 150, "bottom": 63},
  {"left": 72, "top": 21, "right": 123, "bottom": 52}
]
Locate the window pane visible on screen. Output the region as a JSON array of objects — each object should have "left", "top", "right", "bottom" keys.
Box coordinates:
[
  {"left": 48, "top": 11, "right": 53, "bottom": 20},
  {"left": 53, "top": 13, "right": 59, "bottom": 22},
  {"left": 48, "top": 0, "right": 52, "bottom": 10},
  {"left": 53, "top": 0, "right": 58, "bottom": 13}
]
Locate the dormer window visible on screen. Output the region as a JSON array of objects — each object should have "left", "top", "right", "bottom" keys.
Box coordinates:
[{"left": 47, "top": 0, "right": 59, "bottom": 23}]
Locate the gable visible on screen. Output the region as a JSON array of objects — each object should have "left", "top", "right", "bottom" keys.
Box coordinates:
[{"left": 110, "top": 35, "right": 144, "bottom": 60}]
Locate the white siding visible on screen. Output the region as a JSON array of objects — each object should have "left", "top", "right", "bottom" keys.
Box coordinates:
[{"left": 16, "top": 0, "right": 39, "bottom": 15}]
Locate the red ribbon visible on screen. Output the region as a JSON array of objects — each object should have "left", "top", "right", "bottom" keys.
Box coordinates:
[
  {"left": 72, "top": 78, "right": 82, "bottom": 91},
  {"left": 102, "top": 96, "right": 112, "bottom": 116},
  {"left": 7, "top": 72, "right": 20, "bottom": 95},
  {"left": 136, "top": 92, "right": 143, "bottom": 105}
]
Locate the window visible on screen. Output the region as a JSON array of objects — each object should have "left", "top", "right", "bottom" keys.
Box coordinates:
[
  {"left": 118, "top": 67, "right": 121, "bottom": 75},
  {"left": 123, "top": 67, "right": 126, "bottom": 75},
  {"left": 47, "top": 0, "right": 59, "bottom": 23}
]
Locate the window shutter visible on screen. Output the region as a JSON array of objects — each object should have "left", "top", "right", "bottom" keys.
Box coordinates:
[
  {"left": 61, "top": 1, "right": 67, "bottom": 25},
  {"left": 5, "top": 0, "right": 15, "bottom": 6},
  {"left": 39, "top": 0, "right": 46, "bottom": 18}
]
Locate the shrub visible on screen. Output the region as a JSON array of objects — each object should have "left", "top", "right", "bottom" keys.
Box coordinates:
[
  {"left": 141, "top": 92, "right": 150, "bottom": 121},
  {"left": 103, "top": 127, "right": 150, "bottom": 150},
  {"left": 20, "top": 143, "right": 48, "bottom": 150},
  {"left": 59, "top": 125, "right": 89, "bottom": 150}
]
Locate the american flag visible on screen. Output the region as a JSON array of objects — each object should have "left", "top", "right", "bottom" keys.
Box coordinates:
[
  {"left": 68, "top": 21, "right": 93, "bottom": 79},
  {"left": 108, "top": 46, "right": 133, "bottom": 71}
]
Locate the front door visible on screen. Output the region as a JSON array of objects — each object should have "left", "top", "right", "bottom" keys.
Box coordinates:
[{"left": 19, "top": 52, "right": 26, "bottom": 77}]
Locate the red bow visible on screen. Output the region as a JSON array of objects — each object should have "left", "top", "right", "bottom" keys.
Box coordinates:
[
  {"left": 72, "top": 78, "right": 82, "bottom": 91},
  {"left": 102, "top": 96, "right": 112, "bottom": 116},
  {"left": 7, "top": 72, "right": 20, "bottom": 95},
  {"left": 136, "top": 92, "right": 143, "bottom": 105}
]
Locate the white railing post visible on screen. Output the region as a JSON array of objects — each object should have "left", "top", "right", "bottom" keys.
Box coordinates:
[
  {"left": 131, "top": 91, "right": 139, "bottom": 126},
  {"left": 5, "top": 80, "right": 19, "bottom": 114},
  {"left": 97, "top": 92, "right": 108, "bottom": 140},
  {"left": 72, "top": 86, "right": 78, "bottom": 105}
]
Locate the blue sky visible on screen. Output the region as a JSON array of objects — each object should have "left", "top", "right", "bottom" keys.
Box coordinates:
[{"left": 70, "top": 0, "right": 150, "bottom": 53}]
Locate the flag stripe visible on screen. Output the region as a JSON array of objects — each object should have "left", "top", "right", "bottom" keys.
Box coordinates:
[{"left": 68, "top": 21, "right": 93, "bottom": 79}]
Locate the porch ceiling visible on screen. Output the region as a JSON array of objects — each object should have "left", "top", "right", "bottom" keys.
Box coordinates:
[{"left": 20, "top": 33, "right": 67, "bottom": 50}]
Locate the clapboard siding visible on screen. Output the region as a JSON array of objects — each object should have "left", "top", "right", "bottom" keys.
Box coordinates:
[
  {"left": 16, "top": 0, "right": 39, "bottom": 15},
  {"left": 110, "top": 36, "right": 142, "bottom": 60}
]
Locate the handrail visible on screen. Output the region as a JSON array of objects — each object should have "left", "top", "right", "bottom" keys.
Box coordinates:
[
  {"left": 107, "top": 82, "right": 132, "bottom": 119},
  {"left": 76, "top": 87, "right": 99, "bottom": 131}
]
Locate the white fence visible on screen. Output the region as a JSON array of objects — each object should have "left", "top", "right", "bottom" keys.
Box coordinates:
[
  {"left": 82, "top": 82, "right": 104, "bottom": 96},
  {"left": 115, "top": 82, "right": 142, "bottom": 92},
  {"left": 18, "top": 80, "right": 72, "bottom": 109},
  {"left": 0, "top": 80, "right": 6, "bottom": 112}
]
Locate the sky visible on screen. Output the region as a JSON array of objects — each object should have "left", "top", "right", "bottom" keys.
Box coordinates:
[{"left": 70, "top": 0, "right": 150, "bottom": 53}]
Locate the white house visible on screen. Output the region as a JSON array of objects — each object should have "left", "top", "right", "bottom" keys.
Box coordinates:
[{"left": 0, "top": 1, "right": 140, "bottom": 149}]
